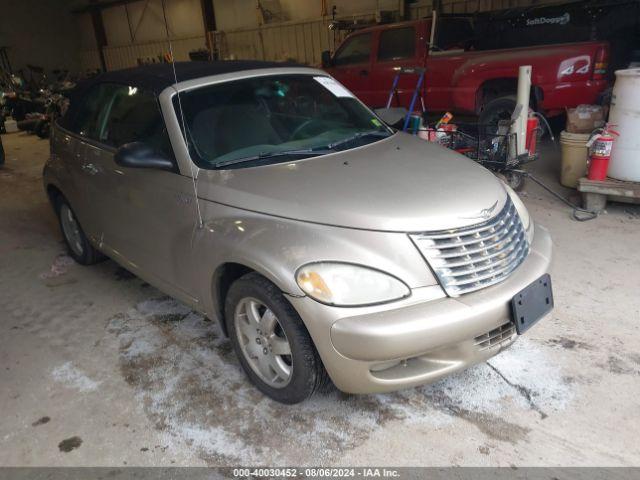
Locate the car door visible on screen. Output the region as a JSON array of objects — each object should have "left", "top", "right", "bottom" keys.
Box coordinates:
[
  {"left": 327, "top": 32, "right": 373, "bottom": 104},
  {"left": 50, "top": 126, "right": 84, "bottom": 221},
  {"left": 55, "top": 83, "right": 119, "bottom": 242},
  {"left": 94, "top": 84, "right": 202, "bottom": 308}
]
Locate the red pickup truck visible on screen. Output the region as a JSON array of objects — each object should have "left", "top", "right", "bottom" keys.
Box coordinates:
[{"left": 322, "top": 18, "right": 610, "bottom": 123}]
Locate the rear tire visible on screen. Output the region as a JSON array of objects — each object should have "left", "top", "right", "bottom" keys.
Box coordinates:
[
  {"left": 505, "top": 170, "right": 525, "bottom": 192},
  {"left": 479, "top": 95, "right": 517, "bottom": 131},
  {"left": 55, "top": 196, "right": 103, "bottom": 265},
  {"left": 225, "top": 272, "right": 329, "bottom": 403}
]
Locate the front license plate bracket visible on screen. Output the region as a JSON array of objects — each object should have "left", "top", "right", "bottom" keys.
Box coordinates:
[{"left": 511, "top": 274, "right": 553, "bottom": 334}]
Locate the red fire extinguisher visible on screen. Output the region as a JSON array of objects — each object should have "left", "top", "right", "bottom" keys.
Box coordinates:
[
  {"left": 587, "top": 125, "right": 619, "bottom": 181},
  {"left": 525, "top": 111, "right": 539, "bottom": 156}
]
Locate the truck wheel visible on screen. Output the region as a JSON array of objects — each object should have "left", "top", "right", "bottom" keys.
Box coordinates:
[
  {"left": 55, "top": 197, "right": 103, "bottom": 265},
  {"left": 479, "top": 95, "right": 517, "bottom": 131},
  {"left": 505, "top": 170, "right": 525, "bottom": 192},
  {"left": 225, "top": 272, "right": 329, "bottom": 404}
]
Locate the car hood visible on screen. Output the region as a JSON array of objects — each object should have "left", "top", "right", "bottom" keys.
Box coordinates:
[{"left": 197, "top": 133, "right": 508, "bottom": 232}]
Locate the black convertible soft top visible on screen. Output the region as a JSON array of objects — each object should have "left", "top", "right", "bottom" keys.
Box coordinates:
[
  {"left": 58, "top": 60, "right": 304, "bottom": 130},
  {"left": 79, "top": 60, "right": 302, "bottom": 95}
]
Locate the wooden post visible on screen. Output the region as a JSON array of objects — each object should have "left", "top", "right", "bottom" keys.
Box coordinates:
[
  {"left": 200, "top": 0, "right": 217, "bottom": 59},
  {"left": 89, "top": 0, "right": 108, "bottom": 71}
]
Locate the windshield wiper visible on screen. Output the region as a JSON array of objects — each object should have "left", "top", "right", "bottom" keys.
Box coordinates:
[
  {"left": 214, "top": 148, "right": 334, "bottom": 168},
  {"left": 213, "top": 130, "right": 391, "bottom": 168},
  {"left": 325, "top": 129, "right": 391, "bottom": 151}
]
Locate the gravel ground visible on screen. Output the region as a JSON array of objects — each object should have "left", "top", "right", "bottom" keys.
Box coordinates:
[{"left": 0, "top": 132, "right": 639, "bottom": 466}]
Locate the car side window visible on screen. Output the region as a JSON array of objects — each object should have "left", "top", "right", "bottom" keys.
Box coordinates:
[
  {"left": 101, "top": 86, "right": 172, "bottom": 158},
  {"left": 377, "top": 27, "right": 415, "bottom": 61},
  {"left": 71, "top": 83, "right": 119, "bottom": 140},
  {"left": 333, "top": 33, "right": 372, "bottom": 66}
]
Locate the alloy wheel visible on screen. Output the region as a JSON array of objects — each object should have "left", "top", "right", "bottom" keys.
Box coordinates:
[
  {"left": 234, "top": 297, "right": 293, "bottom": 388},
  {"left": 60, "top": 204, "right": 84, "bottom": 257}
]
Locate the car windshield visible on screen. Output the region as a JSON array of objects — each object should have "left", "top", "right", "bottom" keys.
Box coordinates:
[{"left": 174, "top": 74, "right": 393, "bottom": 169}]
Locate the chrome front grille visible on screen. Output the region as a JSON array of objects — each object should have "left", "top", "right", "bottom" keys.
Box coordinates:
[
  {"left": 410, "top": 198, "right": 529, "bottom": 296},
  {"left": 474, "top": 322, "right": 515, "bottom": 350}
]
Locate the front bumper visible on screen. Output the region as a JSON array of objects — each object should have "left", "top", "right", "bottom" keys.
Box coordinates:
[{"left": 288, "top": 224, "right": 553, "bottom": 394}]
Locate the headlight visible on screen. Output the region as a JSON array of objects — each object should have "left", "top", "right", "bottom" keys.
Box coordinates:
[
  {"left": 503, "top": 183, "right": 534, "bottom": 243},
  {"left": 296, "top": 262, "right": 410, "bottom": 306}
]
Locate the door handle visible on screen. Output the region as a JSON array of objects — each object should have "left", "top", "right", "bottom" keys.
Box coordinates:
[
  {"left": 81, "top": 163, "right": 99, "bottom": 175},
  {"left": 359, "top": 70, "right": 369, "bottom": 76}
]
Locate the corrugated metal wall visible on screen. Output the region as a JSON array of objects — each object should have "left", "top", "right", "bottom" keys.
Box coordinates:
[
  {"left": 79, "top": 36, "right": 208, "bottom": 72},
  {"left": 79, "top": 0, "right": 569, "bottom": 72},
  {"left": 217, "top": 13, "right": 377, "bottom": 65},
  {"left": 102, "top": 36, "right": 207, "bottom": 70},
  {"left": 79, "top": 50, "right": 103, "bottom": 72}
]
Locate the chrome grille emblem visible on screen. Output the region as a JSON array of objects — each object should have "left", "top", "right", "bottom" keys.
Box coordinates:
[
  {"left": 460, "top": 200, "right": 499, "bottom": 221},
  {"left": 410, "top": 198, "right": 529, "bottom": 296}
]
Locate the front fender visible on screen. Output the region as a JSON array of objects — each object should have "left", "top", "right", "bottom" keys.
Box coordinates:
[{"left": 192, "top": 200, "right": 438, "bottom": 319}]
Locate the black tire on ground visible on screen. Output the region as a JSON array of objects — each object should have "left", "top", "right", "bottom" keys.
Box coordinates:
[
  {"left": 35, "top": 119, "right": 50, "bottom": 139},
  {"left": 504, "top": 170, "right": 525, "bottom": 192},
  {"left": 55, "top": 196, "right": 103, "bottom": 265},
  {"left": 17, "top": 118, "right": 38, "bottom": 132},
  {"left": 12, "top": 104, "right": 27, "bottom": 122},
  {"left": 479, "top": 95, "right": 517, "bottom": 130},
  {"left": 225, "top": 272, "right": 330, "bottom": 404}
]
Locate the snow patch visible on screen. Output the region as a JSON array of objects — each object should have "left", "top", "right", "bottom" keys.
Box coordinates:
[
  {"left": 40, "top": 254, "right": 75, "bottom": 279},
  {"left": 109, "top": 295, "right": 573, "bottom": 464},
  {"left": 488, "top": 337, "right": 573, "bottom": 411},
  {"left": 51, "top": 361, "right": 100, "bottom": 392}
]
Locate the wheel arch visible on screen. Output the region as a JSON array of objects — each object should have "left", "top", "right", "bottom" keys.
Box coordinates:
[
  {"left": 211, "top": 261, "right": 300, "bottom": 337},
  {"left": 45, "top": 183, "right": 65, "bottom": 209},
  {"left": 476, "top": 78, "right": 543, "bottom": 114}
]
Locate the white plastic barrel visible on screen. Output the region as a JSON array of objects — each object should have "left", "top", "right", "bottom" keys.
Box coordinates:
[{"left": 608, "top": 68, "right": 640, "bottom": 182}]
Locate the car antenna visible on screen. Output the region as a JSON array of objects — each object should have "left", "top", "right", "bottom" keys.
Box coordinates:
[{"left": 161, "top": 0, "right": 203, "bottom": 229}]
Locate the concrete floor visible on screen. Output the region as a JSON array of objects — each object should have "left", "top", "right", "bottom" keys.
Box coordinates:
[{"left": 1, "top": 131, "right": 639, "bottom": 467}]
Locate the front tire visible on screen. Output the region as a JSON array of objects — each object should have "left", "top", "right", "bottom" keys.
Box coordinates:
[
  {"left": 55, "top": 197, "right": 102, "bottom": 265},
  {"left": 225, "top": 272, "right": 329, "bottom": 403}
]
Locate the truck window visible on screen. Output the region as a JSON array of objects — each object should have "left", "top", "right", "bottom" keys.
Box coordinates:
[
  {"left": 436, "top": 18, "right": 475, "bottom": 50},
  {"left": 378, "top": 27, "right": 415, "bottom": 61},
  {"left": 333, "top": 33, "right": 372, "bottom": 66}
]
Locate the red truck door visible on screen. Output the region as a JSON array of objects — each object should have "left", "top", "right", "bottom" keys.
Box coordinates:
[
  {"left": 424, "top": 53, "right": 468, "bottom": 112},
  {"left": 327, "top": 32, "right": 374, "bottom": 104},
  {"left": 368, "top": 22, "right": 427, "bottom": 108}
]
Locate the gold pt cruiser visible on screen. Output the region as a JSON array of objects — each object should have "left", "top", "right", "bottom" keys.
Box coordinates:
[{"left": 44, "top": 62, "right": 553, "bottom": 403}]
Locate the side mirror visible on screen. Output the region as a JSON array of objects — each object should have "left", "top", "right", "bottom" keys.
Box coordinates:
[
  {"left": 114, "top": 142, "right": 175, "bottom": 171},
  {"left": 321, "top": 50, "right": 333, "bottom": 68}
]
